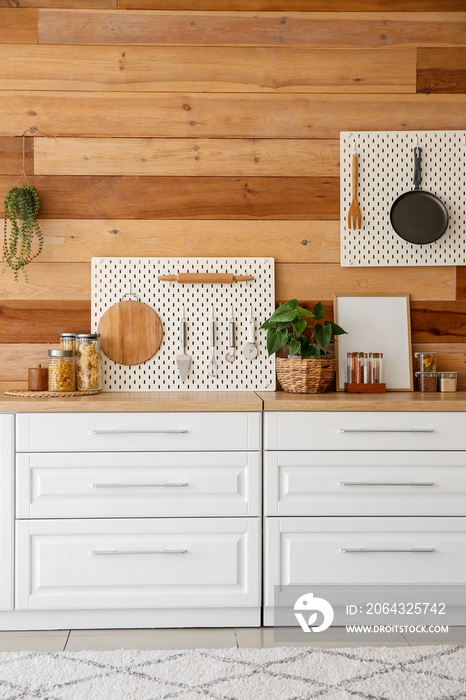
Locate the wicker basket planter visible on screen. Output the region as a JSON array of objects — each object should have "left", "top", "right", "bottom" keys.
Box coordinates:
[{"left": 276, "top": 356, "right": 336, "bottom": 394}]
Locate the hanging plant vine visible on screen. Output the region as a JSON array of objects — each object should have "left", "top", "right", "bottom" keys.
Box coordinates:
[{"left": 3, "top": 184, "right": 44, "bottom": 282}]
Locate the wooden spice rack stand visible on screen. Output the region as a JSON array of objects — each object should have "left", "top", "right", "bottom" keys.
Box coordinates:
[{"left": 344, "top": 383, "right": 387, "bottom": 394}]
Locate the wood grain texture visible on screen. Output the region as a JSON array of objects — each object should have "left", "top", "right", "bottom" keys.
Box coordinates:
[
  {"left": 0, "top": 9, "right": 37, "bottom": 43},
  {"left": 0, "top": 0, "right": 115, "bottom": 6},
  {"left": 0, "top": 343, "right": 59, "bottom": 381},
  {"left": 3, "top": 93, "right": 466, "bottom": 139},
  {"left": 412, "top": 342, "right": 466, "bottom": 390},
  {"left": 0, "top": 301, "right": 90, "bottom": 343},
  {"left": 38, "top": 10, "right": 466, "bottom": 48},
  {"left": 0, "top": 137, "right": 33, "bottom": 175},
  {"left": 34, "top": 138, "right": 341, "bottom": 176},
  {"left": 410, "top": 301, "right": 466, "bottom": 343},
  {"left": 456, "top": 266, "right": 466, "bottom": 300},
  {"left": 0, "top": 263, "right": 89, "bottom": 300},
  {"left": 417, "top": 48, "right": 466, "bottom": 94},
  {"left": 10, "top": 219, "right": 339, "bottom": 263},
  {"left": 0, "top": 45, "right": 415, "bottom": 93},
  {"left": 275, "top": 263, "right": 456, "bottom": 301},
  {"left": 0, "top": 176, "right": 340, "bottom": 220},
  {"left": 119, "top": 0, "right": 466, "bottom": 9}
]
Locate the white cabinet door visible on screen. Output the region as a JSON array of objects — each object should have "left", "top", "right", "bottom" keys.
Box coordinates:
[
  {"left": 16, "top": 412, "right": 261, "bottom": 453},
  {"left": 264, "top": 412, "right": 465, "bottom": 451},
  {"left": 265, "top": 451, "right": 466, "bottom": 516},
  {"left": 0, "top": 415, "right": 14, "bottom": 611},
  {"left": 16, "top": 518, "right": 261, "bottom": 610},
  {"left": 17, "top": 451, "right": 261, "bottom": 518},
  {"left": 265, "top": 516, "right": 466, "bottom": 607}
]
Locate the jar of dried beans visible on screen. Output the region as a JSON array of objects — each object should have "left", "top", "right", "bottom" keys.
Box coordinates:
[
  {"left": 76, "top": 333, "right": 102, "bottom": 391},
  {"left": 48, "top": 349, "right": 76, "bottom": 392},
  {"left": 415, "top": 371, "right": 438, "bottom": 393}
]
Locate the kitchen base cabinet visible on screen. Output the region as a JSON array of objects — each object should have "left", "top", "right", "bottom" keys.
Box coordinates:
[{"left": 0, "top": 415, "right": 14, "bottom": 611}]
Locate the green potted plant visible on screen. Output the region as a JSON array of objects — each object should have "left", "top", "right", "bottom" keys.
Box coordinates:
[
  {"left": 261, "top": 298, "right": 347, "bottom": 393},
  {"left": 3, "top": 185, "right": 44, "bottom": 281}
]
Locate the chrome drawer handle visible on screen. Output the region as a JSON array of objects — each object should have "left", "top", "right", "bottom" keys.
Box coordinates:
[
  {"left": 91, "top": 429, "right": 188, "bottom": 435},
  {"left": 92, "top": 482, "right": 188, "bottom": 488},
  {"left": 339, "top": 429, "right": 433, "bottom": 433},
  {"left": 341, "top": 547, "right": 435, "bottom": 553},
  {"left": 339, "top": 481, "right": 434, "bottom": 487},
  {"left": 91, "top": 548, "right": 187, "bottom": 555}
]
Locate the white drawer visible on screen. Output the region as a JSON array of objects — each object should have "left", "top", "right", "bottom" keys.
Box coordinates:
[
  {"left": 16, "top": 518, "right": 260, "bottom": 610},
  {"left": 16, "top": 451, "right": 260, "bottom": 518},
  {"left": 264, "top": 412, "right": 465, "bottom": 451},
  {"left": 16, "top": 412, "right": 261, "bottom": 453},
  {"left": 264, "top": 517, "right": 466, "bottom": 606},
  {"left": 265, "top": 451, "right": 466, "bottom": 516}
]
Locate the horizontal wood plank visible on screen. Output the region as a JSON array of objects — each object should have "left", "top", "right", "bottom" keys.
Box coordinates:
[
  {"left": 2, "top": 93, "right": 466, "bottom": 139},
  {"left": 275, "top": 263, "right": 456, "bottom": 302},
  {"left": 0, "top": 301, "right": 90, "bottom": 343},
  {"left": 0, "top": 0, "right": 115, "bottom": 5},
  {"left": 0, "top": 9, "right": 37, "bottom": 43},
  {"left": 0, "top": 175, "right": 339, "bottom": 219},
  {"left": 417, "top": 48, "right": 466, "bottom": 94},
  {"left": 0, "top": 45, "right": 415, "bottom": 93},
  {"left": 119, "top": 0, "right": 466, "bottom": 9},
  {"left": 410, "top": 301, "right": 466, "bottom": 343},
  {"left": 38, "top": 10, "right": 466, "bottom": 47},
  {"left": 34, "top": 138, "right": 341, "bottom": 177},
  {"left": 0, "top": 137, "right": 33, "bottom": 175},
  {"left": 0, "top": 263, "right": 89, "bottom": 300},
  {"left": 1, "top": 219, "right": 340, "bottom": 263}
]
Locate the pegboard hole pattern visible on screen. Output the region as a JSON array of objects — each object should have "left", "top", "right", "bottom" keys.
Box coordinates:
[
  {"left": 92, "top": 257, "right": 276, "bottom": 392},
  {"left": 341, "top": 131, "right": 466, "bottom": 267}
]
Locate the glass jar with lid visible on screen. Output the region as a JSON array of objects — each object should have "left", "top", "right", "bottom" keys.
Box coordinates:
[
  {"left": 76, "top": 333, "right": 102, "bottom": 391},
  {"left": 48, "top": 349, "right": 76, "bottom": 392},
  {"left": 59, "top": 333, "right": 77, "bottom": 351}
]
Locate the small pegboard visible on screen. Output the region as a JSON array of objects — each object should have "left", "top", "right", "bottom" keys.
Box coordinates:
[
  {"left": 340, "top": 131, "right": 466, "bottom": 266},
  {"left": 91, "top": 257, "right": 276, "bottom": 392}
]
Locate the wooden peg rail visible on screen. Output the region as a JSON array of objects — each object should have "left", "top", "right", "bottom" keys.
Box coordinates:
[{"left": 158, "top": 273, "right": 255, "bottom": 284}]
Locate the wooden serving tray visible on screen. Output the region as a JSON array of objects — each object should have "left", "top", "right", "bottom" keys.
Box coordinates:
[{"left": 4, "top": 389, "right": 100, "bottom": 398}]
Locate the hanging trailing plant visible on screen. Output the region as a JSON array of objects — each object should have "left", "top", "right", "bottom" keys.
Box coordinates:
[{"left": 3, "top": 185, "right": 44, "bottom": 281}]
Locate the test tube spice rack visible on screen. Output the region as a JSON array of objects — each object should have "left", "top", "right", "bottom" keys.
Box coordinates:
[{"left": 344, "top": 352, "right": 386, "bottom": 394}]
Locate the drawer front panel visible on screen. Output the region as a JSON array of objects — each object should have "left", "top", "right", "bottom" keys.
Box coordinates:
[
  {"left": 264, "top": 412, "right": 464, "bottom": 451},
  {"left": 16, "top": 452, "right": 260, "bottom": 518},
  {"left": 265, "top": 517, "right": 466, "bottom": 605},
  {"left": 16, "top": 412, "right": 261, "bottom": 452},
  {"left": 0, "top": 415, "right": 14, "bottom": 611},
  {"left": 16, "top": 518, "right": 260, "bottom": 610},
  {"left": 265, "top": 451, "right": 466, "bottom": 516}
]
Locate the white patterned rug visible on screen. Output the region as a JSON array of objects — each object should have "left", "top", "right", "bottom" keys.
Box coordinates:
[{"left": 0, "top": 645, "right": 465, "bottom": 700}]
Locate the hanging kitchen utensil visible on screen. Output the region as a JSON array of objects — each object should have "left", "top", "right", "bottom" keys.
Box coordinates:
[
  {"left": 176, "top": 307, "right": 191, "bottom": 382},
  {"left": 158, "top": 273, "right": 254, "bottom": 284},
  {"left": 207, "top": 306, "right": 218, "bottom": 378},
  {"left": 225, "top": 307, "right": 236, "bottom": 363},
  {"left": 243, "top": 306, "right": 258, "bottom": 359},
  {"left": 98, "top": 291, "right": 163, "bottom": 366},
  {"left": 390, "top": 146, "right": 449, "bottom": 245},
  {"left": 347, "top": 151, "right": 361, "bottom": 230}
]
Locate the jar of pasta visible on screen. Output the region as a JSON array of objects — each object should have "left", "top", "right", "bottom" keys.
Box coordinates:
[
  {"left": 59, "top": 333, "right": 77, "bottom": 351},
  {"left": 48, "top": 349, "right": 76, "bottom": 392},
  {"left": 76, "top": 333, "right": 102, "bottom": 391}
]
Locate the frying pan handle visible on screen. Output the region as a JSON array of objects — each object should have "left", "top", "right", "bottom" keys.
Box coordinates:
[{"left": 413, "top": 146, "right": 422, "bottom": 191}]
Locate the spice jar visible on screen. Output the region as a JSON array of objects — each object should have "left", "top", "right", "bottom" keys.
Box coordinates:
[
  {"left": 60, "top": 333, "right": 77, "bottom": 351},
  {"left": 414, "top": 352, "right": 437, "bottom": 373},
  {"left": 48, "top": 349, "right": 76, "bottom": 391},
  {"left": 76, "top": 333, "right": 102, "bottom": 391},
  {"left": 438, "top": 372, "right": 457, "bottom": 393},
  {"left": 416, "top": 371, "right": 438, "bottom": 393}
]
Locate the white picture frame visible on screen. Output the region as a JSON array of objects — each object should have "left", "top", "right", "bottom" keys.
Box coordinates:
[{"left": 333, "top": 294, "right": 413, "bottom": 391}]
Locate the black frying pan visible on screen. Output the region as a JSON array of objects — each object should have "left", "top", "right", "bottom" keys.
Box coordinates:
[{"left": 390, "top": 147, "right": 449, "bottom": 245}]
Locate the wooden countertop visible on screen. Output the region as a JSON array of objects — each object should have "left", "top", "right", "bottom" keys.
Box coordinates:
[
  {"left": 0, "top": 384, "right": 262, "bottom": 413},
  {"left": 2, "top": 384, "right": 466, "bottom": 412},
  {"left": 258, "top": 390, "right": 466, "bottom": 412}
]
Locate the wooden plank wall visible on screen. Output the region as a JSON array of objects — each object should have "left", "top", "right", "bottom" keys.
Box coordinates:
[{"left": 1, "top": 1, "right": 466, "bottom": 387}]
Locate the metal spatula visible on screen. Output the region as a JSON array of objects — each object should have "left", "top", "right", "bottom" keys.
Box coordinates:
[{"left": 176, "top": 307, "right": 191, "bottom": 382}]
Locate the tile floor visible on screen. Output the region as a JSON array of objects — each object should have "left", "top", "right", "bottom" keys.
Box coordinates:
[{"left": 0, "top": 627, "right": 464, "bottom": 652}]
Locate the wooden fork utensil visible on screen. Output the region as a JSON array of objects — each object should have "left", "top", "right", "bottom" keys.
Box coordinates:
[{"left": 347, "top": 153, "right": 362, "bottom": 230}]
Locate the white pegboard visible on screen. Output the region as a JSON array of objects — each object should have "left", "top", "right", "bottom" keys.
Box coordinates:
[
  {"left": 340, "top": 131, "right": 466, "bottom": 266},
  {"left": 91, "top": 257, "right": 275, "bottom": 392}
]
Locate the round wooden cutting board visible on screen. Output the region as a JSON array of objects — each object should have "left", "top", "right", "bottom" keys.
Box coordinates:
[{"left": 98, "top": 300, "right": 163, "bottom": 366}]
